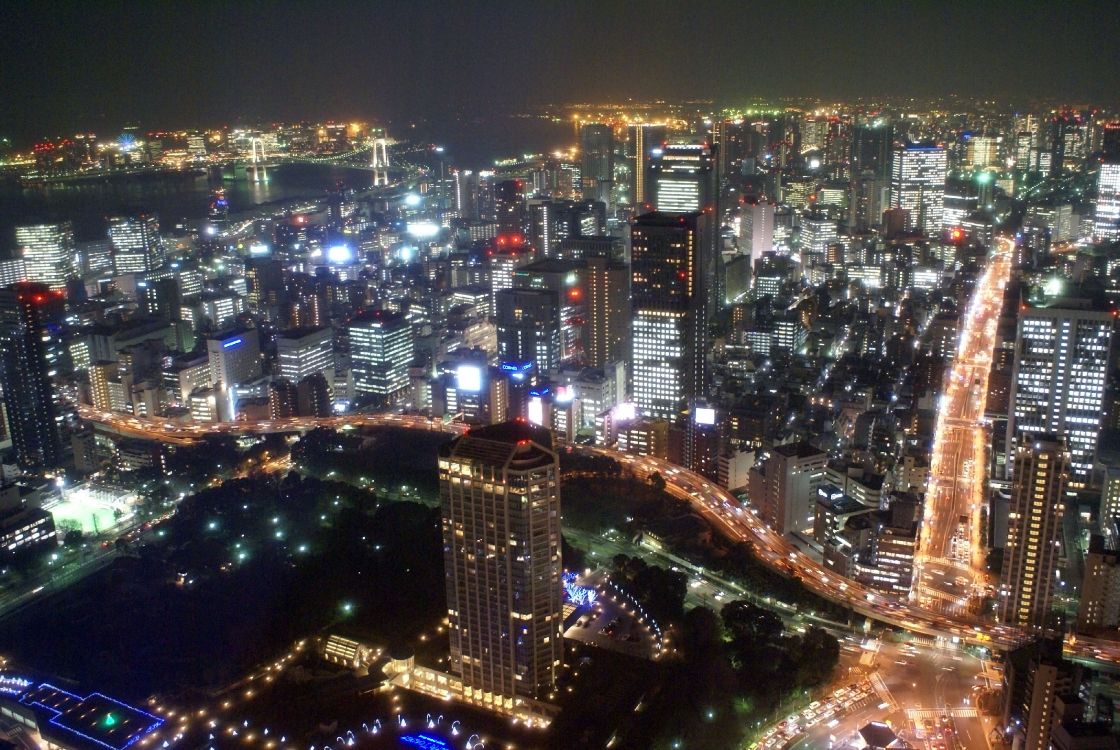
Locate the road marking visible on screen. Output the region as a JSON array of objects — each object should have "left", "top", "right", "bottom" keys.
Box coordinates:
[{"left": 906, "top": 707, "right": 979, "bottom": 719}]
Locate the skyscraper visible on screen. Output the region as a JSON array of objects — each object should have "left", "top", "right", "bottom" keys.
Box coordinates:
[
  {"left": 628, "top": 124, "right": 667, "bottom": 207},
  {"left": 16, "top": 222, "right": 77, "bottom": 291},
  {"left": 439, "top": 421, "right": 563, "bottom": 709},
  {"left": 650, "top": 143, "right": 714, "bottom": 213},
  {"left": 275, "top": 326, "right": 334, "bottom": 386},
  {"left": 889, "top": 144, "right": 947, "bottom": 236},
  {"left": 583, "top": 255, "right": 630, "bottom": 368},
  {"left": 1007, "top": 298, "right": 1113, "bottom": 488},
  {"left": 630, "top": 212, "right": 708, "bottom": 420},
  {"left": 1001, "top": 434, "right": 1069, "bottom": 629},
  {"left": 579, "top": 123, "right": 613, "bottom": 206},
  {"left": 348, "top": 309, "right": 413, "bottom": 406},
  {"left": 1093, "top": 123, "right": 1120, "bottom": 241},
  {"left": 0, "top": 284, "right": 65, "bottom": 471},
  {"left": 108, "top": 213, "right": 166, "bottom": 274},
  {"left": 740, "top": 198, "right": 776, "bottom": 265},
  {"left": 494, "top": 179, "right": 526, "bottom": 235},
  {"left": 495, "top": 288, "right": 562, "bottom": 373}
]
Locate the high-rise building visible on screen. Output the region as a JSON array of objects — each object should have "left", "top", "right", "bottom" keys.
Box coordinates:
[
  {"left": 16, "top": 222, "right": 77, "bottom": 291},
  {"left": 1001, "top": 435, "right": 1069, "bottom": 629},
  {"left": 889, "top": 144, "right": 947, "bottom": 236},
  {"left": 275, "top": 327, "right": 334, "bottom": 386},
  {"left": 1076, "top": 535, "right": 1120, "bottom": 633},
  {"left": 1093, "top": 124, "right": 1120, "bottom": 241},
  {"left": 495, "top": 288, "right": 562, "bottom": 373},
  {"left": 740, "top": 198, "right": 775, "bottom": 265},
  {"left": 0, "top": 284, "right": 66, "bottom": 471},
  {"left": 630, "top": 212, "right": 708, "bottom": 420},
  {"left": 650, "top": 143, "right": 713, "bottom": 213},
  {"left": 439, "top": 421, "right": 563, "bottom": 709},
  {"left": 747, "top": 442, "right": 828, "bottom": 535},
  {"left": 108, "top": 213, "right": 165, "bottom": 274},
  {"left": 628, "top": 124, "right": 668, "bottom": 207},
  {"left": 348, "top": 309, "right": 413, "bottom": 405},
  {"left": 583, "top": 256, "right": 630, "bottom": 368},
  {"left": 850, "top": 121, "right": 894, "bottom": 178},
  {"left": 206, "top": 328, "right": 262, "bottom": 389},
  {"left": 579, "top": 123, "right": 613, "bottom": 205},
  {"left": 1007, "top": 299, "right": 1113, "bottom": 487},
  {"left": 494, "top": 180, "right": 526, "bottom": 235}
]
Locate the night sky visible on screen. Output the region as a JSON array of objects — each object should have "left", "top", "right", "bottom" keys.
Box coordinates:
[{"left": 2, "top": 0, "right": 1118, "bottom": 143}]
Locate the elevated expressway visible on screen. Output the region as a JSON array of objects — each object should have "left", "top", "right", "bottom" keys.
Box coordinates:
[{"left": 75, "top": 240, "right": 1120, "bottom": 666}]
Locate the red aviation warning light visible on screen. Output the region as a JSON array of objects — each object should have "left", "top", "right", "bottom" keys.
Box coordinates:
[{"left": 949, "top": 227, "right": 965, "bottom": 244}]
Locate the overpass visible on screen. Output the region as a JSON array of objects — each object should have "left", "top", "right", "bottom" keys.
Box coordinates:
[{"left": 79, "top": 403, "right": 1120, "bottom": 666}]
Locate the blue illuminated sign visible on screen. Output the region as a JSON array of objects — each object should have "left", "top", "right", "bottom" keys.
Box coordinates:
[
  {"left": 499, "top": 360, "right": 534, "bottom": 373},
  {"left": 222, "top": 338, "right": 243, "bottom": 349},
  {"left": 399, "top": 734, "right": 451, "bottom": 750},
  {"left": 528, "top": 386, "right": 551, "bottom": 398}
]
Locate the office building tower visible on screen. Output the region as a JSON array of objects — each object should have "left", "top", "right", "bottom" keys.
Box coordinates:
[
  {"left": 1077, "top": 535, "right": 1120, "bottom": 633},
  {"left": 650, "top": 142, "right": 713, "bottom": 213},
  {"left": 16, "top": 222, "right": 77, "bottom": 291},
  {"left": 740, "top": 198, "right": 775, "bottom": 265},
  {"left": 0, "top": 257, "right": 27, "bottom": 287},
  {"left": 275, "top": 327, "right": 334, "bottom": 386},
  {"left": 494, "top": 180, "right": 526, "bottom": 235},
  {"left": 495, "top": 288, "right": 562, "bottom": 373},
  {"left": 206, "top": 328, "right": 262, "bottom": 388},
  {"left": 489, "top": 241, "right": 534, "bottom": 315},
  {"left": 747, "top": 442, "right": 828, "bottom": 535},
  {"left": 268, "top": 379, "right": 298, "bottom": 420},
  {"left": 1094, "top": 126, "right": 1120, "bottom": 241},
  {"left": 1007, "top": 299, "right": 1113, "bottom": 487},
  {"left": 580, "top": 123, "right": 613, "bottom": 205},
  {"left": 1002, "top": 640, "right": 1088, "bottom": 750},
  {"left": 630, "top": 212, "right": 708, "bottom": 420},
  {"left": 348, "top": 309, "right": 413, "bottom": 405},
  {"left": 628, "top": 124, "right": 668, "bottom": 207},
  {"left": 108, "top": 213, "right": 165, "bottom": 274},
  {"left": 584, "top": 256, "right": 630, "bottom": 368},
  {"left": 850, "top": 122, "right": 894, "bottom": 178},
  {"left": 439, "top": 421, "right": 563, "bottom": 708},
  {"left": 1001, "top": 435, "right": 1069, "bottom": 629},
  {"left": 0, "top": 284, "right": 65, "bottom": 471},
  {"left": 889, "top": 144, "right": 947, "bottom": 236},
  {"left": 296, "top": 372, "right": 332, "bottom": 417},
  {"left": 799, "top": 212, "right": 838, "bottom": 262},
  {"left": 967, "top": 136, "right": 999, "bottom": 168}
]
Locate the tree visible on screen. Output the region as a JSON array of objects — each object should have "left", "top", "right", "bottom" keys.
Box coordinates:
[
  {"left": 721, "top": 600, "right": 784, "bottom": 644},
  {"left": 649, "top": 472, "right": 667, "bottom": 492}
]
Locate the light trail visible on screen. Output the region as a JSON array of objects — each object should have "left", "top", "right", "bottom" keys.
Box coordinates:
[{"left": 915, "top": 238, "right": 1013, "bottom": 612}]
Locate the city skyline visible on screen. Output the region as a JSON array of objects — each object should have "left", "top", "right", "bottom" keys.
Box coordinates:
[{"left": 2, "top": 1, "right": 1120, "bottom": 144}]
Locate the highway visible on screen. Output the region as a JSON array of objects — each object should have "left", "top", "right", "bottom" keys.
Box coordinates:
[
  {"left": 916, "top": 238, "right": 1013, "bottom": 613},
  {"left": 74, "top": 244, "right": 1120, "bottom": 667}
]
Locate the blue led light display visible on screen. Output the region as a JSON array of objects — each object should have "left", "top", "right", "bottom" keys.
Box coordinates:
[
  {"left": 562, "top": 571, "right": 598, "bottom": 607},
  {"left": 399, "top": 734, "right": 451, "bottom": 750},
  {"left": 20, "top": 683, "right": 164, "bottom": 750},
  {"left": 222, "top": 338, "right": 243, "bottom": 349}
]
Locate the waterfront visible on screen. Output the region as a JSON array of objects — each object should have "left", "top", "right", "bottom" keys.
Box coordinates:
[{"left": 0, "top": 114, "right": 575, "bottom": 246}]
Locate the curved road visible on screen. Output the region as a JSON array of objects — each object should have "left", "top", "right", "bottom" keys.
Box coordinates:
[{"left": 74, "top": 243, "right": 1120, "bottom": 667}]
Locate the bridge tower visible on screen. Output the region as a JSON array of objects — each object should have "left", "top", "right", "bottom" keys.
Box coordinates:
[
  {"left": 371, "top": 138, "right": 390, "bottom": 186},
  {"left": 248, "top": 137, "right": 269, "bottom": 183}
]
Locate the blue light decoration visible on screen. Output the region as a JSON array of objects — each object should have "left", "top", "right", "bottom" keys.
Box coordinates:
[
  {"left": 399, "top": 733, "right": 451, "bottom": 749},
  {"left": 562, "top": 571, "right": 598, "bottom": 607},
  {"left": 20, "top": 683, "right": 164, "bottom": 750},
  {"left": 527, "top": 386, "right": 551, "bottom": 398},
  {"left": 222, "top": 338, "right": 243, "bottom": 349},
  {"left": 0, "top": 675, "right": 31, "bottom": 696}
]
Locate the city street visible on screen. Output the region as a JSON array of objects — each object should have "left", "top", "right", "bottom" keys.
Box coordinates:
[{"left": 917, "top": 240, "right": 1013, "bottom": 612}]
